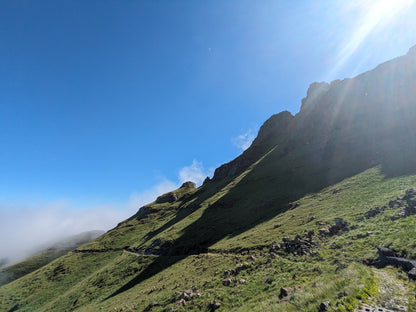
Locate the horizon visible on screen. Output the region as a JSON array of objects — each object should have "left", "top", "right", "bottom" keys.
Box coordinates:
[{"left": 1, "top": 0, "right": 416, "bottom": 264}]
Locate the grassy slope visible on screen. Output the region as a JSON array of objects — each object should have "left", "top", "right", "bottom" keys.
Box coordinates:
[
  {"left": 0, "top": 231, "right": 104, "bottom": 286},
  {"left": 1, "top": 167, "right": 416, "bottom": 311}
]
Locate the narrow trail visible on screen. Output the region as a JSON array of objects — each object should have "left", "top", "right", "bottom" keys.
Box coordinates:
[{"left": 356, "top": 268, "right": 414, "bottom": 312}]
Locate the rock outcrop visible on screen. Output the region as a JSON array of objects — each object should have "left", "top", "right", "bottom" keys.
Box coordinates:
[
  {"left": 271, "top": 231, "right": 316, "bottom": 256},
  {"left": 180, "top": 181, "right": 196, "bottom": 189},
  {"left": 156, "top": 191, "right": 178, "bottom": 203},
  {"left": 377, "top": 247, "right": 416, "bottom": 280},
  {"left": 212, "top": 111, "right": 294, "bottom": 181},
  {"left": 212, "top": 44, "right": 416, "bottom": 185}
]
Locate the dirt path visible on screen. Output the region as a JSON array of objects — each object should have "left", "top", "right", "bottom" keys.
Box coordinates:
[{"left": 356, "top": 268, "right": 414, "bottom": 312}]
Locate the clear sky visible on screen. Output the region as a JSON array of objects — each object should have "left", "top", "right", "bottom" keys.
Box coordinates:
[{"left": 1, "top": 1, "right": 416, "bottom": 262}]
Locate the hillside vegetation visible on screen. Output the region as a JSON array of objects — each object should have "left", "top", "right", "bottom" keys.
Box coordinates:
[
  {"left": 1, "top": 168, "right": 416, "bottom": 311},
  {"left": 0, "top": 230, "right": 104, "bottom": 286},
  {"left": 1, "top": 47, "right": 416, "bottom": 311}
]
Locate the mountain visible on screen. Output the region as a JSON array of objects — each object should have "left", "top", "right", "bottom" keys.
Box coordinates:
[
  {"left": 1, "top": 46, "right": 416, "bottom": 311},
  {"left": 0, "top": 230, "right": 104, "bottom": 286}
]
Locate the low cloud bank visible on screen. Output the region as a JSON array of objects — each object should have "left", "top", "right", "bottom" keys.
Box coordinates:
[
  {"left": 0, "top": 202, "right": 126, "bottom": 264},
  {"left": 0, "top": 160, "right": 213, "bottom": 265}
]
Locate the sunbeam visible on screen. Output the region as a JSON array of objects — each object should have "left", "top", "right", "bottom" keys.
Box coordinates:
[{"left": 330, "top": 0, "right": 414, "bottom": 77}]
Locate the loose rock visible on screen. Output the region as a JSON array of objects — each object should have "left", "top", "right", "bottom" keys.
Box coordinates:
[
  {"left": 318, "top": 301, "right": 330, "bottom": 311},
  {"left": 208, "top": 300, "right": 221, "bottom": 311},
  {"left": 279, "top": 286, "right": 293, "bottom": 299}
]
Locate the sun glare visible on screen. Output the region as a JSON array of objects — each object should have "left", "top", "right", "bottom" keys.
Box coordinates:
[{"left": 331, "top": 0, "right": 414, "bottom": 76}]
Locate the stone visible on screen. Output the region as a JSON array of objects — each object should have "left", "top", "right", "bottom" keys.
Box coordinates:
[
  {"left": 319, "top": 228, "right": 330, "bottom": 235},
  {"left": 208, "top": 300, "right": 221, "bottom": 311},
  {"left": 365, "top": 206, "right": 385, "bottom": 219},
  {"left": 222, "top": 278, "right": 232, "bottom": 286},
  {"left": 408, "top": 267, "right": 416, "bottom": 280},
  {"left": 334, "top": 218, "right": 347, "bottom": 227},
  {"left": 279, "top": 286, "right": 293, "bottom": 299},
  {"left": 377, "top": 247, "right": 397, "bottom": 258},
  {"left": 318, "top": 301, "right": 330, "bottom": 311},
  {"left": 178, "top": 287, "right": 201, "bottom": 302}
]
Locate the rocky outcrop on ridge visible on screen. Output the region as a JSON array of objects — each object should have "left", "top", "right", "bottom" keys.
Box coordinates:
[
  {"left": 180, "top": 181, "right": 196, "bottom": 189},
  {"left": 213, "top": 111, "right": 294, "bottom": 181},
  {"left": 212, "top": 45, "right": 416, "bottom": 184}
]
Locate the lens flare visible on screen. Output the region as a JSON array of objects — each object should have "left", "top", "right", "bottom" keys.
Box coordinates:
[{"left": 331, "top": 0, "right": 414, "bottom": 76}]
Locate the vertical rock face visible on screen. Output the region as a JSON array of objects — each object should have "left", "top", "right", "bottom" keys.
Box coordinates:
[{"left": 213, "top": 44, "right": 416, "bottom": 182}]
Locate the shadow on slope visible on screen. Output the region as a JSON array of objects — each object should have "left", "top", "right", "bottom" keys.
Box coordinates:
[
  {"left": 105, "top": 141, "right": 411, "bottom": 300},
  {"left": 106, "top": 125, "right": 416, "bottom": 300},
  {"left": 106, "top": 46, "right": 416, "bottom": 299}
]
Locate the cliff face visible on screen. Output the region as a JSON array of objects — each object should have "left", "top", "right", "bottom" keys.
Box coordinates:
[{"left": 213, "top": 45, "right": 416, "bottom": 182}]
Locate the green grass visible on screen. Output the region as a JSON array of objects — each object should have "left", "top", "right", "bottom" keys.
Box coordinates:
[
  {"left": 1, "top": 166, "right": 416, "bottom": 311},
  {"left": 0, "top": 230, "right": 103, "bottom": 286}
]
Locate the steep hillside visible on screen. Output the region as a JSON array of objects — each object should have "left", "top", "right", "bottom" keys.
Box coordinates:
[
  {"left": 1, "top": 168, "right": 416, "bottom": 311},
  {"left": 0, "top": 230, "right": 104, "bottom": 286},
  {"left": 1, "top": 46, "right": 416, "bottom": 311}
]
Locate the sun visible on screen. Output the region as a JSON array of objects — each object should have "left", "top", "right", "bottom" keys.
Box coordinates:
[{"left": 331, "top": 0, "right": 415, "bottom": 76}]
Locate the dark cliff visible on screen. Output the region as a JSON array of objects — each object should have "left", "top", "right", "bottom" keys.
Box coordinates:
[{"left": 213, "top": 45, "right": 416, "bottom": 183}]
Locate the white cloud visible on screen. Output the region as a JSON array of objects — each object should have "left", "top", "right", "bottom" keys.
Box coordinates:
[
  {"left": 0, "top": 202, "right": 126, "bottom": 264},
  {"left": 232, "top": 129, "right": 256, "bottom": 151},
  {"left": 0, "top": 159, "right": 213, "bottom": 265},
  {"left": 179, "top": 159, "right": 214, "bottom": 186},
  {"left": 127, "top": 178, "right": 179, "bottom": 213}
]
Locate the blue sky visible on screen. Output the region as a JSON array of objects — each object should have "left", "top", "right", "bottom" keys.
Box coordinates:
[{"left": 1, "top": 1, "right": 416, "bottom": 262}]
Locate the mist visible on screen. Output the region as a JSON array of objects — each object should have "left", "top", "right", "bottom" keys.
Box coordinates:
[{"left": 0, "top": 160, "right": 213, "bottom": 266}]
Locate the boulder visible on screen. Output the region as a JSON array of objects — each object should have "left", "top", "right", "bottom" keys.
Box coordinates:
[
  {"left": 279, "top": 286, "right": 293, "bottom": 299},
  {"left": 408, "top": 267, "right": 416, "bottom": 280},
  {"left": 318, "top": 301, "right": 330, "bottom": 311},
  {"left": 365, "top": 206, "right": 386, "bottom": 219},
  {"left": 377, "top": 246, "right": 397, "bottom": 258},
  {"left": 179, "top": 288, "right": 201, "bottom": 301},
  {"left": 319, "top": 228, "right": 330, "bottom": 235},
  {"left": 208, "top": 300, "right": 221, "bottom": 311},
  {"left": 319, "top": 218, "right": 348, "bottom": 236}
]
